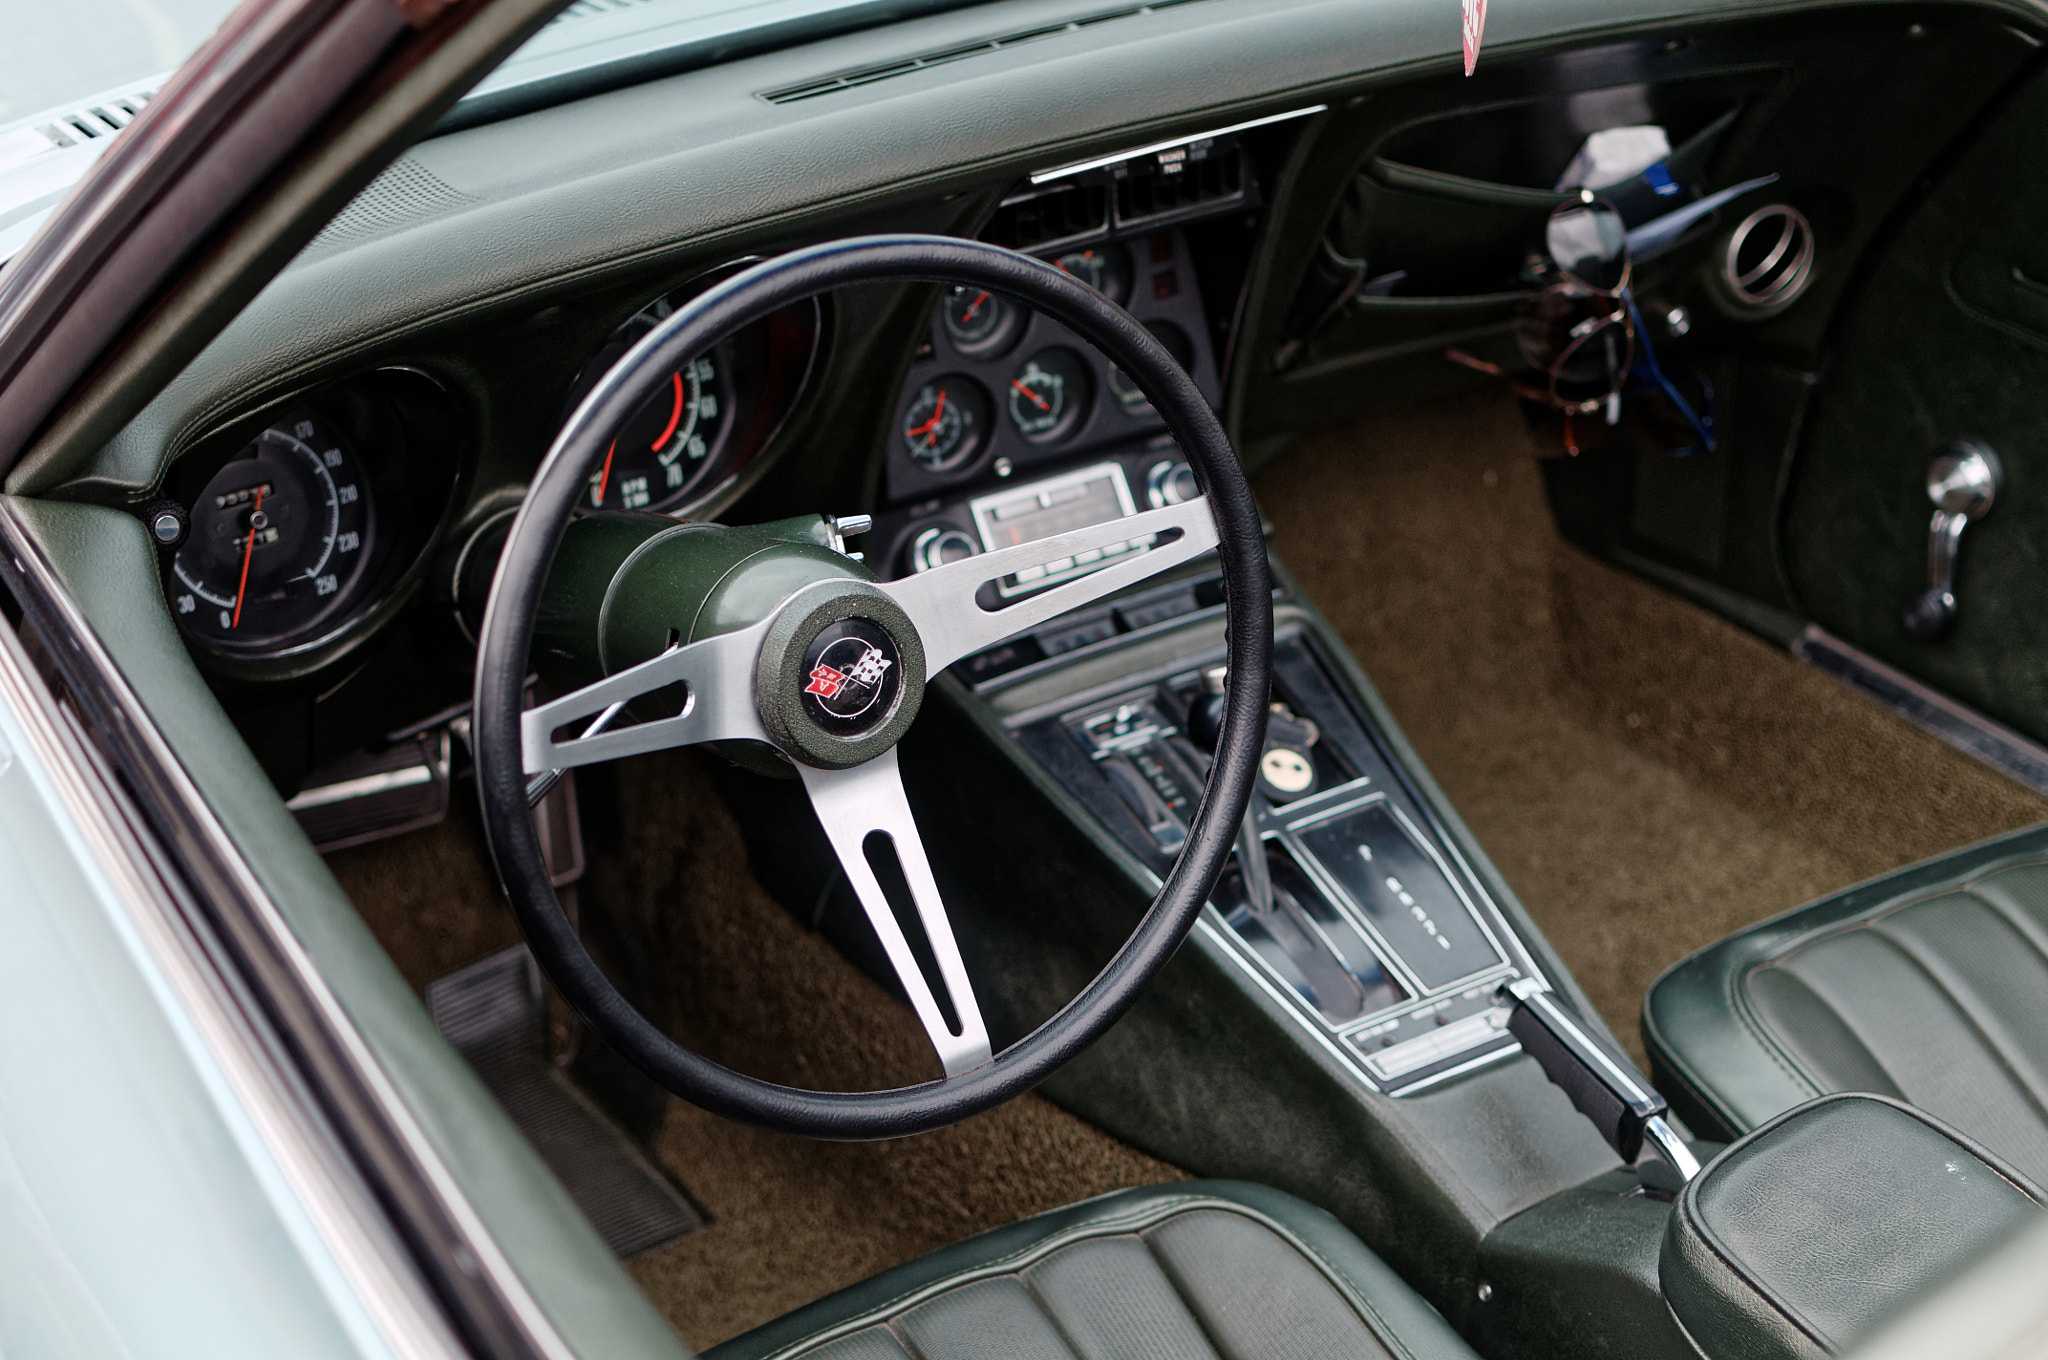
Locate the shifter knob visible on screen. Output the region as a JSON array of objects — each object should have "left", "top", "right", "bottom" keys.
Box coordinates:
[
  {"left": 1186, "top": 665, "right": 1321, "bottom": 803},
  {"left": 1186, "top": 665, "right": 1230, "bottom": 753}
]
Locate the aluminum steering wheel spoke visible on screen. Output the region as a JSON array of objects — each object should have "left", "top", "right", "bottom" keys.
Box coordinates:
[
  {"left": 881, "top": 496, "right": 1220, "bottom": 677},
  {"left": 798, "top": 750, "right": 993, "bottom": 1078},
  {"left": 519, "top": 618, "right": 775, "bottom": 778}
]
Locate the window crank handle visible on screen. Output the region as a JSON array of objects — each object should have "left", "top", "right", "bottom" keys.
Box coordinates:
[{"left": 1903, "top": 439, "right": 2002, "bottom": 641}]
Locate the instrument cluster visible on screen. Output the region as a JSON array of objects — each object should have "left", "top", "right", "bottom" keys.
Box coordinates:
[{"left": 885, "top": 226, "right": 1221, "bottom": 510}]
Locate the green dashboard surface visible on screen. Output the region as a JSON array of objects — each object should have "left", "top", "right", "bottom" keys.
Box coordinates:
[{"left": 18, "top": 0, "right": 2014, "bottom": 504}]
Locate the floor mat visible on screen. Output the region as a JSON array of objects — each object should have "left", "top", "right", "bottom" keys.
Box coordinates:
[
  {"left": 589, "top": 751, "right": 1188, "bottom": 1351},
  {"left": 1255, "top": 390, "right": 2048, "bottom": 1065},
  {"left": 330, "top": 761, "right": 1185, "bottom": 1353},
  {"left": 425, "top": 944, "right": 706, "bottom": 1259}
]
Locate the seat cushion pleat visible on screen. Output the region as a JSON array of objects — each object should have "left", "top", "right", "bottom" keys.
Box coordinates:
[
  {"left": 803, "top": 1330, "right": 916, "bottom": 1360},
  {"left": 1023, "top": 1235, "right": 1222, "bottom": 1360},
  {"left": 1744, "top": 967, "right": 1904, "bottom": 1099},
  {"left": 1142, "top": 1210, "right": 1394, "bottom": 1360},
  {"left": 1766, "top": 920, "right": 2048, "bottom": 1179},
  {"left": 1970, "top": 863, "right": 2048, "bottom": 938},
  {"left": 895, "top": 1277, "right": 1078, "bottom": 1360},
  {"left": 1869, "top": 893, "right": 2048, "bottom": 1182}
]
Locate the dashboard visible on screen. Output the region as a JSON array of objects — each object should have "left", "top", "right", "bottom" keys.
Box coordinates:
[
  {"left": 122, "top": 93, "right": 1281, "bottom": 790},
  {"left": 39, "top": 0, "right": 2023, "bottom": 797}
]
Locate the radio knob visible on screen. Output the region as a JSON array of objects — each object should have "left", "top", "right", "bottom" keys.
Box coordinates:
[
  {"left": 910, "top": 526, "right": 979, "bottom": 574},
  {"left": 1146, "top": 458, "right": 1199, "bottom": 508}
]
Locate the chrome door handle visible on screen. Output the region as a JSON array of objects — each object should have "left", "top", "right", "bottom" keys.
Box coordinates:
[{"left": 1903, "top": 439, "right": 2003, "bottom": 640}]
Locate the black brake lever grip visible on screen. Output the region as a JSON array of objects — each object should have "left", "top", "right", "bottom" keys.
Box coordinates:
[{"left": 1499, "top": 978, "right": 1700, "bottom": 1179}]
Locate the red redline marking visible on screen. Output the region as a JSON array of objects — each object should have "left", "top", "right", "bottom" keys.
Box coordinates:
[
  {"left": 594, "top": 439, "right": 617, "bottom": 506},
  {"left": 231, "top": 485, "right": 265, "bottom": 628},
  {"left": 651, "top": 371, "right": 684, "bottom": 451}
]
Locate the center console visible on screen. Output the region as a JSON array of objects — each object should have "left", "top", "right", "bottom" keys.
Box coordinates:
[
  {"left": 780, "top": 121, "right": 1662, "bottom": 1360},
  {"left": 1000, "top": 625, "right": 1543, "bottom": 1094}
]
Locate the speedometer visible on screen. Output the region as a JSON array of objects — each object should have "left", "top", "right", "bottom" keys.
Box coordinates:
[{"left": 168, "top": 415, "right": 375, "bottom": 650}]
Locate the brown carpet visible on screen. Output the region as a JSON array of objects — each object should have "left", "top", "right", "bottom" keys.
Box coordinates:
[
  {"left": 1256, "top": 390, "right": 2048, "bottom": 1065},
  {"left": 329, "top": 758, "right": 1184, "bottom": 1354}
]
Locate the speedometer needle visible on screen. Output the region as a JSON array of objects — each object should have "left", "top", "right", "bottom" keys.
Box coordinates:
[
  {"left": 1010, "top": 379, "right": 1050, "bottom": 411},
  {"left": 231, "top": 486, "right": 265, "bottom": 629}
]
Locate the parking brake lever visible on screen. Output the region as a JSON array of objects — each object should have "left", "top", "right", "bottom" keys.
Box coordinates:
[{"left": 1498, "top": 978, "right": 1700, "bottom": 1182}]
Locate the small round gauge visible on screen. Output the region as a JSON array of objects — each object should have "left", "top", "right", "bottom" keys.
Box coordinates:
[
  {"left": 940, "top": 285, "right": 1025, "bottom": 357},
  {"left": 900, "top": 375, "right": 992, "bottom": 471},
  {"left": 567, "top": 297, "right": 740, "bottom": 513},
  {"left": 1006, "top": 347, "right": 1092, "bottom": 444},
  {"left": 910, "top": 526, "right": 980, "bottom": 573},
  {"left": 168, "top": 416, "right": 375, "bottom": 650},
  {"left": 1107, "top": 321, "right": 1197, "bottom": 412},
  {"left": 1049, "top": 243, "right": 1132, "bottom": 306}
]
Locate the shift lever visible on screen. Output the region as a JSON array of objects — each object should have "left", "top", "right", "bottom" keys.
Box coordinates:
[
  {"left": 1188, "top": 666, "right": 1274, "bottom": 914},
  {"left": 1498, "top": 978, "right": 1701, "bottom": 1182}
]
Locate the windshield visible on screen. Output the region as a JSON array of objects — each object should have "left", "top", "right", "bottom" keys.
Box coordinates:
[
  {"left": 2, "top": 0, "right": 975, "bottom": 127},
  {"left": 0, "top": 0, "right": 237, "bottom": 122},
  {"left": 0, "top": 0, "right": 971, "bottom": 261}
]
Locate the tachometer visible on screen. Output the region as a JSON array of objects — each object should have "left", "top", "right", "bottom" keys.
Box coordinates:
[
  {"left": 573, "top": 303, "right": 737, "bottom": 512},
  {"left": 168, "top": 415, "right": 375, "bottom": 649}
]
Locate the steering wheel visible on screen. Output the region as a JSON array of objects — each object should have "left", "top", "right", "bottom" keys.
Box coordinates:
[{"left": 473, "top": 235, "right": 1272, "bottom": 1139}]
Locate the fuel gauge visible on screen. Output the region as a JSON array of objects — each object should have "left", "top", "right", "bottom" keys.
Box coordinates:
[
  {"left": 1049, "top": 243, "right": 1132, "bottom": 307},
  {"left": 1006, "top": 347, "right": 1092, "bottom": 444}
]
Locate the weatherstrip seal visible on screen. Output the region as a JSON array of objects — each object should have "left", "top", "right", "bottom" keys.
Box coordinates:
[{"left": 0, "top": 498, "right": 576, "bottom": 1360}]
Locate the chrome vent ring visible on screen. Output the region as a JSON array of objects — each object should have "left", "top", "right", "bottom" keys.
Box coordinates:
[{"left": 1718, "top": 203, "right": 1816, "bottom": 315}]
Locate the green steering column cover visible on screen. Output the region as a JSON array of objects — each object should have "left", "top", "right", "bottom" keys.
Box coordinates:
[{"left": 533, "top": 511, "right": 866, "bottom": 690}]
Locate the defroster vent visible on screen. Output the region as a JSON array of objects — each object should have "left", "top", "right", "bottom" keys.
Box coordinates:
[{"left": 760, "top": 0, "right": 1206, "bottom": 103}]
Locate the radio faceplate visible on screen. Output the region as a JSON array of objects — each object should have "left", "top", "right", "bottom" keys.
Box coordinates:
[{"left": 970, "top": 462, "right": 1143, "bottom": 596}]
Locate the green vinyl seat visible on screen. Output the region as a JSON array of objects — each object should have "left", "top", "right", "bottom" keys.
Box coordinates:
[
  {"left": 1644, "top": 824, "right": 2048, "bottom": 1185},
  {"left": 706, "top": 1181, "right": 1478, "bottom": 1360}
]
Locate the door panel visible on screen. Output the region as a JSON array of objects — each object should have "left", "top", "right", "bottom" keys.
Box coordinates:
[{"left": 1783, "top": 63, "right": 2048, "bottom": 743}]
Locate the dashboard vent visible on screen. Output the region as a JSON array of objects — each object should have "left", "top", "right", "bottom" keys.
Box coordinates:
[
  {"left": 1718, "top": 203, "right": 1816, "bottom": 314},
  {"left": 1114, "top": 141, "right": 1245, "bottom": 227},
  {"left": 760, "top": 0, "right": 1205, "bottom": 104},
  {"left": 36, "top": 88, "right": 152, "bottom": 149},
  {"left": 985, "top": 181, "right": 1111, "bottom": 252}
]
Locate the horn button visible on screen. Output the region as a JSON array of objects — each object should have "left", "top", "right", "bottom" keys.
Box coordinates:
[{"left": 754, "top": 582, "right": 927, "bottom": 769}]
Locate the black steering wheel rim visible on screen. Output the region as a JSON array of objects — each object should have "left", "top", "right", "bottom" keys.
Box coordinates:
[{"left": 474, "top": 234, "right": 1272, "bottom": 1139}]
